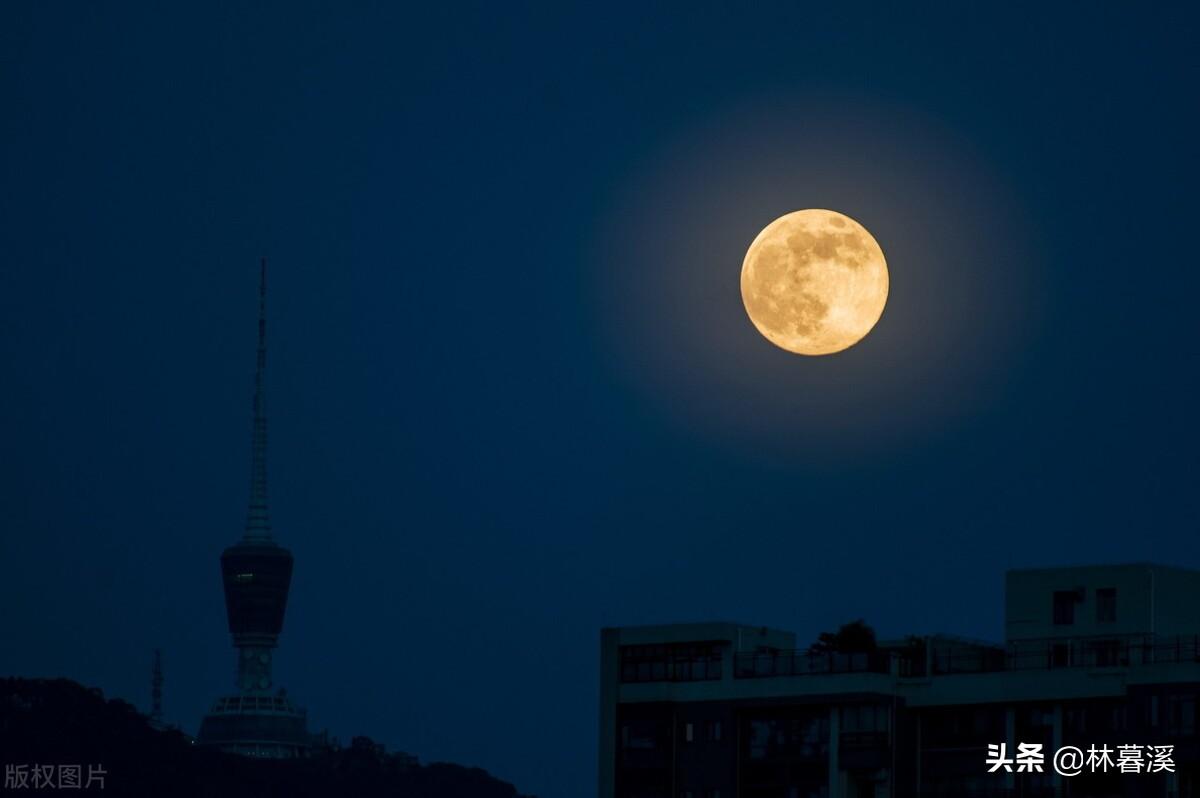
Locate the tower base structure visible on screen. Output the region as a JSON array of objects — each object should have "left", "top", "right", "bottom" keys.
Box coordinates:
[{"left": 197, "top": 691, "right": 310, "bottom": 758}]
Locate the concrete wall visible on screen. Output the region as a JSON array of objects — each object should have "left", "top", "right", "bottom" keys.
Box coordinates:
[
  {"left": 1006, "top": 564, "right": 1155, "bottom": 641},
  {"left": 1151, "top": 566, "right": 1200, "bottom": 636},
  {"left": 1006, "top": 564, "right": 1200, "bottom": 642}
]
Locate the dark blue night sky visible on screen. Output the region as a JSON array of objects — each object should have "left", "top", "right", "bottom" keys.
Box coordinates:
[{"left": 2, "top": 4, "right": 1199, "bottom": 797}]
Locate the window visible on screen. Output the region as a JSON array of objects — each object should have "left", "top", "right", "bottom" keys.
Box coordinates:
[
  {"left": 619, "top": 642, "right": 725, "bottom": 683},
  {"left": 1170, "top": 695, "right": 1196, "bottom": 737},
  {"left": 620, "top": 721, "right": 659, "bottom": 751},
  {"left": 685, "top": 723, "right": 694, "bottom": 742},
  {"left": 1051, "top": 643, "right": 1071, "bottom": 668},
  {"left": 706, "top": 720, "right": 722, "bottom": 742},
  {"left": 1097, "top": 588, "right": 1117, "bottom": 623},
  {"left": 1053, "top": 590, "right": 1076, "bottom": 625},
  {"left": 1090, "top": 639, "right": 1122, "bottom": 667},
  {"left": 746, "top": 714, "right": 829, "bottom": 761},
  {"left": 842, "top": 704, "right": 888, "bottom": 732}
]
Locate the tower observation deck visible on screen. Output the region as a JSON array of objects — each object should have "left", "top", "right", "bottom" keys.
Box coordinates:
[{"left": 197, "top": 260, "right": 311, "bottom": 758}]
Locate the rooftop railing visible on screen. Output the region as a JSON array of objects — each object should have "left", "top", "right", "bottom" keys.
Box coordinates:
[
  {"left": 930, "top": 633, "right": 1200, "bottom": 675},
  {"left": 734, "top": 649, "right": 892, "bottom": 679},
  {"left": 733, "top": 634, "right": 1200, "bottom": 680}
]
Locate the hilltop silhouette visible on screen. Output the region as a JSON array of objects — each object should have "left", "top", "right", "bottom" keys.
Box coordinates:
[{"left": 1, "top": 678, "right": 532, "bottom": 798}]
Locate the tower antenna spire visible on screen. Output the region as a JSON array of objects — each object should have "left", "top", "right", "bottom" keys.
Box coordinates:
[
  {"left": 245, "top": 257, "right": 271, "bottom": 540},
  {"left": 199, "top": 258, "right": 307, "bottom": 756}
]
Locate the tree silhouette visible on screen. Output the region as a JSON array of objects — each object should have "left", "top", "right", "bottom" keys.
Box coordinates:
[{"left": 808, "top": 619, "right": 877, "bottom": 654}]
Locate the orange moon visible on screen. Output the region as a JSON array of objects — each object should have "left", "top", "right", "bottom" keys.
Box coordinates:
[{"left": 740, "top": 209, "right": 888, "bottom": 355}]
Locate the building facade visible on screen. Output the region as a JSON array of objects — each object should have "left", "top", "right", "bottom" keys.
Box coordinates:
[{"left": 599, "top": 564, "right": 1200, "bottom": 798}]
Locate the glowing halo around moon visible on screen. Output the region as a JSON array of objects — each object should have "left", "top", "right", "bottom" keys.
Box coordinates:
[{"left": 740, "top": 209, "right": 889, "bottom": 355}]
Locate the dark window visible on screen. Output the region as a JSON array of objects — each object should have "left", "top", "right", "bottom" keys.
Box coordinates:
[
  {"left": 620, "top": 721, "right": 660, "bottom": 750},
  {"left": 920, "top": 707, "right": 1005, "bottom": 747},
  {"left": 619, "top": 642, "right": 725, "bottom": 683},
  {"left": 1170, "top": 695, "right": 1196, "bottom": 737},
  {"left": 1051, "top": 643, "right": 1071, "bottom": 668},
  {"left": 1090, "top": 639, "right": 1122, "bottom": 667},
  {"left": 1097, "top": 588, "right": 1117, "bottom": 623},
  {"left": 842, "top": 704, "right": 888, "bottom": 733},
  {"left": 746, "top": 713, "right": 830, "bottom": 761},
  {"left": 1053, "top": 590, "right": 1076, "bottom": 625},
  {"left": 706, "top": 720, "right": 722, "bottom": 742}
]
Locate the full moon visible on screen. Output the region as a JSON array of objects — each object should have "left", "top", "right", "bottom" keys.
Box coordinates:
[{"left": 741, "top": 209, "right": 888, "bottom": 355}]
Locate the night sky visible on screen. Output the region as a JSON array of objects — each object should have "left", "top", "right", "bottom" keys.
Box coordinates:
[{"left": 3, "top": 4, "right": 1199, "bottom": 797}]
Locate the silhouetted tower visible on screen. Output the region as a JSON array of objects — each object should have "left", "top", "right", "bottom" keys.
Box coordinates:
[
  {"left": 149, "top": 649, "right": 164, "bottom": 728},
  {"left": 197, "top": 260, "right": 310, "bottom": 758}
]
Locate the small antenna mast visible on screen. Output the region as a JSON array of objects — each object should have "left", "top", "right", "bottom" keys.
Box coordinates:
[{"left": 150, "top": 649, "right": 164, "bottom": 726}]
